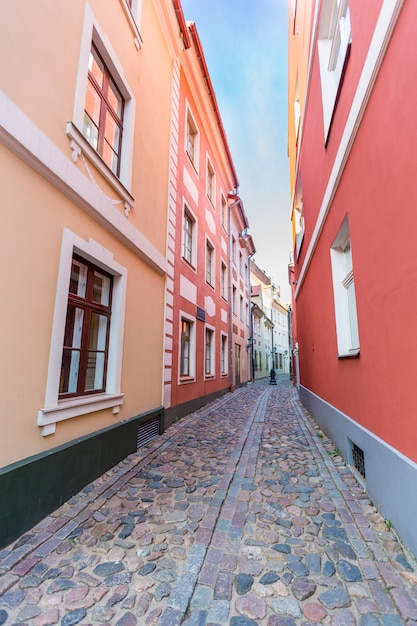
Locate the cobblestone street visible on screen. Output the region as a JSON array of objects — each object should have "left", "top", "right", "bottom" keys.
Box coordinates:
[{"left": 1, "top": 377, "right": 417, "bottom": 625}]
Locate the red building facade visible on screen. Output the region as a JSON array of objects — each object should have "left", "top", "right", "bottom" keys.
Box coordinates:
[
  {"left": 163, "top": 16, "right": 254, "bottom": 423},
  {"left": 289, "top": 0, "right": 417, "bottom": 557}
]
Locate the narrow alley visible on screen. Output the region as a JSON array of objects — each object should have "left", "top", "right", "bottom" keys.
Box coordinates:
[{"left": 1, "top": 378, "right": 416, "bottom": 625}]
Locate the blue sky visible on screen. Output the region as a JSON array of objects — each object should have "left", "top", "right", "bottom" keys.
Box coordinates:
[{"left": 181, "top": 0, "right": 292, "bottom": 303}]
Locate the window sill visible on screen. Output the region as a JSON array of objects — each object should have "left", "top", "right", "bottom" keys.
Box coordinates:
[
  {"left": 204, "top": 374, "right": 215, "bottom": 380},
  {"left": 337, "top": 349, "right": 360, "bottom": 359},
  {"left": 38, "top": 393, "right": 125, "bottom": 436},
  {"left": 66, "top": 122, "right": 134, "bottom": 215},
  {"left": 179, "top": 376, "right": 196, "bottom": 384}
]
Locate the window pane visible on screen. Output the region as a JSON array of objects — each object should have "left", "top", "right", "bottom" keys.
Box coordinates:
[
  {"left": 85, "top": 351, "right": 105, "bottom": 391},
  {"left": 104, "top": 111, "right": 120, "bottom": 151},
  {"left": 89, "top": 313, "right": 108, "bottom": 351},
  {"left": 60, "top": 349, "right": 80, "bottom": 394},
  {"left": 69, "top": 261, "right": 87, "bottom": 298},
  {"left": 108, "top": 78, "right": 123, "bottom": 118},
  {"left": 85, "top": 81, "right": 101, "bottom": 126},
  {"left": 64, "top": 305, "right": 84, "bottom": 349},
  {"left": 93, "top": 272, "right": 111, "bottom": 306},
  {"left": 89, "top": 48, "right": 104, "bottom": 87},
  {"left": 83, "top": 113, "right": 99, "bottom": 150}
]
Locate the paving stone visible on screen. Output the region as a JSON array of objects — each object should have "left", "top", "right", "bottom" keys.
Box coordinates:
[
  {"left": 338, "top": 559, "right": 362, "bottom": 582},
  {"left": 2, "top": 379, "right": 417, "bottom": 626},
  {"left": 319, "top": 588, "right": 352, "bottom": 609},
  {"left": 234, "top": 573, "right": 254, "bottom": 595}
]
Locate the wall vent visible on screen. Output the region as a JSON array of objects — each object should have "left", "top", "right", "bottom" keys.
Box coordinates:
[
  {"left": 137, "top": 417, "right": 159, "bottom": 449},
  {"left": 351, "top": 442, "right": 366, "bottom": 479}
]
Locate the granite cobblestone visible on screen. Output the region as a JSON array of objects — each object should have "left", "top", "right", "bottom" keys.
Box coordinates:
[{"left": 1, "top": 378, "right": 416, "bottom": 624}]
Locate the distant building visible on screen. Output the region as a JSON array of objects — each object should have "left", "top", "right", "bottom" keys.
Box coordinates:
[
  {"left": 288, "top": 0, "right": 417, "bottom": 557},
  {"left": 250, "top": 261, "right": 289, "bottom": 380}
]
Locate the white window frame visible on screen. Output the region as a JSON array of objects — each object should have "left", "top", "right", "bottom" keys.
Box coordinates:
[
  {"left": 185, "top": 103, "right": 200, "bottom": 173},
  {"left": 204, "top": 325, "right": 215, "bottom": 378},
  {"left": 330, "top": 216, "right": 360, "bottom": 357},
  {"left": 38, "top": 228, "right": 127, "bottom": 436},
  {"left": 119, "top": 0, "right": 144, "bottom": 47},
  {"left": 182, "top": 204, "right": 197, "bottom": 268},
  {"left": 221, "top": 333, "right": 228, "bottom": 376},
  {"left": 66, "top": 5, "right": 136, "bottom": 208},
  {"left": 179, "top": 312, "right": 196, "bottom": 381},
  {"left": 206, "top": 156, "right": 216, "bottom": 208},
  {"left": 317, "top": 0, "right": 351, "bottom": 142}
]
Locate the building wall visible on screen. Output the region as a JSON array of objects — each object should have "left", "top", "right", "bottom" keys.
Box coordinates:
[
  {"left": 0, "top": 0, "right": 176, "bottom": 546},
  {"left": 289, "top": 0, "right": 417, "bottom": 556},
  {"left": 163, "top": 23, "right": 253, "bottom": 421}
]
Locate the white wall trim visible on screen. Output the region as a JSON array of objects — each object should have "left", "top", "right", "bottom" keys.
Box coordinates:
[
  {"left": 295, "top": 0, "right": 405, "bottom": 299},
  {"left": 0, "top": 91, "right": 167, "bottom": 277}
]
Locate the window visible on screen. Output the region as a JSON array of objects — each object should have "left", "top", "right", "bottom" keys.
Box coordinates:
[
  {"left": 318, "top": 0, "right": 351, "bottom": 141},
  {"left": 207, "top": 158, "right": 215, "bottom": 206},
  {"left": 84, "top": 44, "right": 124, "bottom": 176},
  {"left": 239, "top": 252, "right": 243, "bottom": 276},
  {"left": 38, "top": 229, "right": 126, "bottom": 436},
  {"left": 183, "top": 207, "right": 196, "bottom": 266},
  {"left": 180, "top": 315, "right": 195, "bottom": 379},
  {"left": 232, "top": 285, "right": 237, "bottom": 315},
  {"left": 180, "top": 319, "right": 191, "bottom": 376},
  {"left": 240, "top": 295, "right": 244, "bottom": 321},
  {"left": 232, "top": 237, "right": 236, "bottom": 263},
  {"left": 330, "top": 216, "right": 359, "bottom": 356},
  {"left": 205, "top": 328, "right": 215, "bottom": 376},
  {"left": 221, "top": 261, "right": 227, "bottom": 299},
  {"left": 206, "top": 240, "right": 214, "bottom": 286},
  {"left": 221, "top": 334, "right": 228, "bottom": 375},
  {"left": 66, "top": 8, "right": 135, "bottom": 207},
  {"left": 221, "top": 194, "right": 227, "bottom": 231},
  {"left": 60, "top": 256, "right": 112, "bottom": 398},
  {"left": 186, "top": 106, "right": 199, "bottom": 171}
]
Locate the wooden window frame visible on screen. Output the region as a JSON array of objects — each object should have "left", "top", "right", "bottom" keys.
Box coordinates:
[{"left": 59, "top": 255, "right": 113, "bottom": 399}]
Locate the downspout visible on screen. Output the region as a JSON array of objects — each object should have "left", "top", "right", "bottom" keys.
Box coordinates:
[
  {"left": 227, "top": 194, "right": 240, "bottom": 392},
  {"left": 247, "top": 253, "right": 255, "bottom": 382}
]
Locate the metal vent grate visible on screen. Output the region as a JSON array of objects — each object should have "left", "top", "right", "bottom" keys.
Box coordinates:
[
  {"left": 137, "top": 417, "right": 159, "bottom": 449},
  {"left": 352, "top": 442, "right": 366, "bottom": 479}
]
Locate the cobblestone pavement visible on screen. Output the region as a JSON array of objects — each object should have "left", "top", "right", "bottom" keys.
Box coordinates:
[{"left": 1, "top": 377, "right": 417, "bottom": 626}]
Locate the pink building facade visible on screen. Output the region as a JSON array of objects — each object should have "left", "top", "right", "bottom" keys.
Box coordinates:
[
  {"left": 163, "top": 18, "right": 255, "bottom": 423},
  {"left": 289, "top": 0, "right": 417, "bottom": 557}
]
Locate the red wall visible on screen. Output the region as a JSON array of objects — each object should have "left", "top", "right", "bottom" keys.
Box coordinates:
[{"left": 295, "top": 1, "right": 417, "bottom": 462}]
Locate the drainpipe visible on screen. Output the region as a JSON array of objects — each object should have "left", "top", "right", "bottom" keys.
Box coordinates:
[
  {"left": 227, "top": 193, "right": 240, "bottom": 392},
  {"left": 247, "top": 252, "right": 256, "bottom": 382}
]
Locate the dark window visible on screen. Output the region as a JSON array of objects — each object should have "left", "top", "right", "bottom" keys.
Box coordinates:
[
  {"left": 180, "top": 319, "right": 191, "bottom": 376},
  {"left": 59, "top": 255, "right": 112, "bottom": 398}
]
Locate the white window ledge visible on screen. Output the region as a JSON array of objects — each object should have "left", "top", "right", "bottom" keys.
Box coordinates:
[
  {"left": 337, "top": 350, "right": 360, "bottom": 359},
  {"left": 38, "top": 393, "right": 124, "bottom": 437},
  {"left": 66, "top": 122, "right": 134, "bottom": 215}
]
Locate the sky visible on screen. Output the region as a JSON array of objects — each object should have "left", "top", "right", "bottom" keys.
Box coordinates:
[{"left": 181, "top": 0, "right": 292, "bottom": 304}]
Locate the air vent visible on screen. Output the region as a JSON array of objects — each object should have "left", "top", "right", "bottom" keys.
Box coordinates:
[
  {"left": 137, "top": 417, "right": 159, "bottom": 449},
  {"left": 351, "top": 442, "right": 366, "bottom": 479}
]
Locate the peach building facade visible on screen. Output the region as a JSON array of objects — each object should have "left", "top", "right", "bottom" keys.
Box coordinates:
[{"left": 0, "top": 0, "right": 178, "bottom": 547}]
